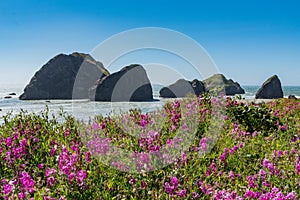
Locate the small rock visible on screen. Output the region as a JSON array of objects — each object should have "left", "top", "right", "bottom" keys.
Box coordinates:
[
  {"left": 4, "top": 96, "right": 12, "bottom": 99},
  {"left": 8, "top": 93, "right": 16, "bottom": 95},
  {"left": 288, "top": 95, "right": 297, "bottom": 100}
]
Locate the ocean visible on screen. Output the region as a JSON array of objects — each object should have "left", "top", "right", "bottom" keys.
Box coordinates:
[{"left": 1, "top": 84, "right": 300, "bottom": 122}]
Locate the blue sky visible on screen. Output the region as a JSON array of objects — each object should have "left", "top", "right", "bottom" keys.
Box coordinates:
[{"left": 0, "top": 0, "right": 299, "bottom": 86}]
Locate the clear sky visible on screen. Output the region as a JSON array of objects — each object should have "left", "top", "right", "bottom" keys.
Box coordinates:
[{"left": 0, "top": 0, "right": 299, "bottom": 86}]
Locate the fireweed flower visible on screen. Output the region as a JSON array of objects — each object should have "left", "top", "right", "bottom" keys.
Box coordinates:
[
  {"left": 247, "top": 175, "right": 257, "bottom": 188},
  {"left": 64, "top": 129, "right": 71, "bottom": 137},
  {"left": 47, "top": 176, "right": 56, "bottom": 187},
  {"left": 3, "top": 183, "right": 13, "bottom": 195},
  {"left": 85, "top": 151, "right": 91, "bottom": 163},
  {"left": 13, "top": 132, "right": 19, "bottom": 140},
  {"left": 200, "top": 138, "right": 207, "bottom": 151},
  {"left": 295, "top": 157, "right": 300, "bottom": 174},
  {"left": 244, "top": 189, "right": 257, "bottom": 198},
  {"left": 50, "top": 147, "right": 56, "bottom": 157},
  {"left": 76, "top": 169, "right": 87, "bottom": 184},
  {"left": 192, "top": 192, "right": 200, "bottom": 199},
  {"left": 20, "top": 138, "right": 28, "bottom": 147},
  {"left": 174, "top": 101, "right": 180, "bottom": 108},
  {"left": 181, "top": 123, "right": 189, "bottom": 131},
  {"left": 6, "top": 137, "right": 13, "bottom": 147},
  {"left": 129, "top": 178, "right": 136, "bottom": 185},
  {"left": 164, "top": 182, "right": 175, "bottom": 195},
  {"left": 19, "top": 172, "right": 35, "bottom": 193},
  {"left": 170, "top": 177, "right": 178, "bottom": 186},
  {"left": 167, "top": 139, "right": 173, "bottom": 147},
  {"left": 87, "top": 137, "right": 110, "bottom": 155},
  {"left": 219, "top": 148, "right": 229, "bottom": 163},
  {"left": 280, "top": 124, "right": 288, "bottom": 131},
  {"left": 277, "top": 150, "right": 283, "bottom": 157},
  {"left": 258, "top": 169, "right": 267, "bottom": 180},
  {"left": 177, "top": 189, "right": 186, "bottom": 197},
  {"left": 140, "top": 180, "right": 146, "bottom": 189},
  {"left": 18, "top": 192, "right": 25, "bottom": 199},
  {"left": 62, "top": 165, "right": 71, "bottom": 175},
  {"left": 229, "top": 171, "right": 235, "bottom": 179},
  {"left": 68, "top": 173, "right": 75, "bottom": 182},
  {"left": 263, "top": 159, "right": 270, "bottom": 168},
  {"left": 286, "top": 191, "right": 297, "bottom": 199},
  {"left": 229, "top": 145, "right": 239, "bottom": 155},
  {"left": 171, "top": 125, "right": 177, "bottom": 131},
  {"left": 46, "top": 168, "right": 56, "bottom": 177}
]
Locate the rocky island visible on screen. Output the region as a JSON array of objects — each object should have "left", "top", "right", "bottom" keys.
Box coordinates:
[
  {"left": 202, "top": 74, "right": 245, "bottom": 96},
  {"left": 255, "top": 75, "right": 284, "bottom": 99},
  {"left": 159, "top": 79, "right": 206, "bottom": 98},
  {"left": 159, "top": 74, "right": 245, "bottom": 98},
  {"left": 19, "top": 52, "right": 109, "bottom": 100},
  {"left": 89, "top": 64, "right": 153, "bottom": 102}
]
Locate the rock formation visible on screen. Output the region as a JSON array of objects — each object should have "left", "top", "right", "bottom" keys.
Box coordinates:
[
  {"left": 19, "top": 52, "right": 109, "bottom": 100},
  {"left": 255, "top": 75, "right": 283, "bottom": 99},
  {"left": 89, "top": 64, "right": 153, "bottom": 102},
  {"left": 159, "top": 79, "right": 205, "bottom": 98},
  {"left": 203, "top": 74, "right": 245, "bottom": 96}
]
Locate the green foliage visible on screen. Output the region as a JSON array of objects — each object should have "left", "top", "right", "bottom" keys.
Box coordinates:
[
  {"left": 227, "top": 100, "right": 279, "bottom": 133},
  {"left": 0, "top": 98, "right": 299, "bottom": 199}
]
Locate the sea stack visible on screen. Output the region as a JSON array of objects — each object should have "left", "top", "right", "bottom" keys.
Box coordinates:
[
  {"left": 203, "top": 74, "right": 245, "bottom": 96},
  {"left": 255, "top": 75, "right": 283, "bottom": 99},
  {"left": 19, "top": 52, "right": 109, "bottom": 100},
  {"left": 159, "top": 79, "right": 206, "bottom": 98},
  {"left": 89, "top": 64, "right": 153, "bottom": 102}
]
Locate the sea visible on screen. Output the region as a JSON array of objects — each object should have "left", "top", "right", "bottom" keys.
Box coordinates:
[{"left": 1, "top": 84, "right": 300, "bottom": 123}]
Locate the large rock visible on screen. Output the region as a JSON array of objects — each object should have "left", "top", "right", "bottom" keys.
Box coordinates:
[
  {"left": 19, "top": 52, "right": 109, "bottom": 100},
  {"left": 159, "top": 79, "right": 206, "bottom": 98},
  {"left": 255, "top": 75, "right": 283, "bottom": 99},
  {"left": 203, "top": 74, "right": 245, "bottom": 96},
  {"left": 89, "top": 64, "right": 153, "bottom": 102}
]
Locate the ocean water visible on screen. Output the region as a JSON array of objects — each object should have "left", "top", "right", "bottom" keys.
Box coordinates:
[
  {"left": 1, "top": 84, "right": 300, "bottom": 122},
  {"left": 242, "top": 86, "right": 300, "bottom": 99},
  {"left": 0, "top": 84, "right": 166, "bottom": 122}
]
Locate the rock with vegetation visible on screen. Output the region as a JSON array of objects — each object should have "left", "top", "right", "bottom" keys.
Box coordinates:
[
  {"left": 89, "top": 64, "right": 153, "bottom": 101},
  {"left": 203, "top": 74, "right": 245, "bottom": 96},
  {"left": 159, "top": 79, "right": 206, "bottom": 98},
  {"left": 19, "top": 52, "right": 109, "bottom": 100},
  {"left": 255, "top": 75, "right": 283, "bottom": 99}
]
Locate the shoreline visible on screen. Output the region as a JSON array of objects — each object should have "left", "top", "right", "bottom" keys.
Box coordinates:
[{"left": 0, "top": 96, "right": 298, "bottom": 124}]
